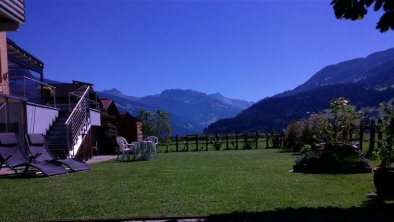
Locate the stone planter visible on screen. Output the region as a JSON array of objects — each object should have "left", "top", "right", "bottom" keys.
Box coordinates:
[{"left": 373, "top": 167, "right": 394, "bottom": 199}]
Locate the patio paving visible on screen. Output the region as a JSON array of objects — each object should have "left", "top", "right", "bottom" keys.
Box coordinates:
[
  {"left": 0, "top": 155, "right": 117, "bottom": 175},
  {"left": 86, "top": 155, "right": 117, "bottom": 164}
]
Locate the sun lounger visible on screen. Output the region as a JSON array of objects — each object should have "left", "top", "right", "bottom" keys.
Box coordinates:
[
  {"left": 25, "top": 134, "right": 91, "bottom": 172},
  {"left": 0, "top": 133, "right": 68, "bottom": 176}
]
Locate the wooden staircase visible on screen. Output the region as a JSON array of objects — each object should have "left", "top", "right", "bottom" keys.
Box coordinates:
[
  {"left": 45, "top": 85, "right": 94, "bottom": 160},
  {"left": 45, "top": 111, "right": 70, "bottom": 159}
]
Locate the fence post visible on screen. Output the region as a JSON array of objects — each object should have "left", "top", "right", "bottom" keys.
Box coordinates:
[
  {"left": 366, "top": 119, "right": 376, "bottom": 158},
  {"left": 205, "top": 134, "right": 209, "bottom": 151},
  {"left": 280, "top": 131, "right": 285, "bottom": 148},
  {"left": 235, "top": 134, "right": 239, "bottom": 149},
  {"left": 359, "top": 122, "right": 363, "bottom": 151},
  {"left": 226, "top": 133, "right": 229, "bottom": 150},
  {"left": 176, "top": 135, "right": 179, "bottom": 152},
  {"left": 195, "top": 134, "right": 198, "bottom": 151},
  {"left": 243, "top": 133, "right": 250, "bottom": 149},
  {"left": 186, "top": 135, "right": 189, "bottom": 151},
  {"left": 255, "top": 132, "right": 258, "bottom": 149},
  {"left": 266, "top": 134, "right": 270, "bottom": 149},
  {"left": 164, "top": 137, "right": 168, "bottom": 153},
  {"left": 377, "top": 118, "right": 383, "bottom": 150}
]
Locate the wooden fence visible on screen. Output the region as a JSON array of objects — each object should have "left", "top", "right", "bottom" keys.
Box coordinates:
[
  {"left": 156, "top": 119, "right": 386, "bottom": 156},
  {"left": 156, "top": 132, "right": 285, "bottom": 153}
]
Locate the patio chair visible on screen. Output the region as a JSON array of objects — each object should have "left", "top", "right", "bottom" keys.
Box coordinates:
[
  {"left": 144, "top": 136, "right": 158, "bottom": 159},
  {"left": 116, "top": 136, "right": 141, "bottom": 161},
  {"left": 0, "top": 133, "right": 68, "bottom": 176},
  {"left": 25, "top": 134, "right": 91, "bottom": 172}
]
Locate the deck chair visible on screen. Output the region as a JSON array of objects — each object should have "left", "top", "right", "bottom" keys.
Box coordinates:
[
  {"left": 116, "top": 136, "right": 141, "bottom": 161},
  {"left": 144, "top": 136, "right": 158, "bottom": 159},
  {"left": 0, "top": 133, "right": 68, "bottom": 176},
  {"left": 26, "top": 134, "right": 91, "bottom": 172}
]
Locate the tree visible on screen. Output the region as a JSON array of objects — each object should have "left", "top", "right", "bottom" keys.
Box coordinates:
[
  {"left": 331, "top": 0, "right": 394, "bottom": 32},
  {"left": 154, "top": 110, "right": 171, "bottom": 139},
  {"left": 137, "top": 109, "right": 171, "bottom": 139}
]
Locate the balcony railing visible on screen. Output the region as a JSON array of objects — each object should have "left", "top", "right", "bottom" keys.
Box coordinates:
[
  {"left": 8, "top": 76, "right": 56, "bottom": 108},
  {"left": 66, "top": 85, "right": 100, "bottom": 112}
]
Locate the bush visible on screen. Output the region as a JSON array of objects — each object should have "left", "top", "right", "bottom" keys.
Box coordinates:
[
  {"left": 284, "top": 97, "right": 363, "bottom": 150},
  {"left": 210, "top": 135, "right": 223, "bottom": 151},
  {"left": 293, "top": 143, "right": 371, "bottom": 173}
]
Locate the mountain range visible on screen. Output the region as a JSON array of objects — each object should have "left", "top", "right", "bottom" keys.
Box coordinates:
[
  {"left": 97, "top": 89, "right": 253, "bottom": 136},
  {"left": 205, "top": 48, "right": 394, "bottom": 134}
]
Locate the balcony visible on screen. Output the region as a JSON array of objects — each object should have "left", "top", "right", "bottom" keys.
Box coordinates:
[{"left": 0, "top": 0, "right": 25, "bottom": 31}]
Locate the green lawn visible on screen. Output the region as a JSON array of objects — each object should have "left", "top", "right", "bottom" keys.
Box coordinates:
[{"left": 0, "top": 149, "right": 378, "bottom": 221}]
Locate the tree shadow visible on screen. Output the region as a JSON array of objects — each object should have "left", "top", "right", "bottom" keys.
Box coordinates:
[
  {"left": 201, "top": 201, "right": 394, "bottom": 222},
  {"left": 35, "top": 199, "right": 394, "bottom": 221},
  {"left": 159, "top": 200, "right": 394, "bottom": 222},
  {"left": 277, "top": 150, "right": 300, "bottom": 156}
]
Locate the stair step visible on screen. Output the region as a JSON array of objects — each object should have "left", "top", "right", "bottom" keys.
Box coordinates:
[
  {"left": 45, "top": 111, "right": 74, "bottom": 159},
  {"left": 46, "top": 137, "right": 68, "bottom": 142},
  {"left": 48, "top": 144, "right": 68, "bottom": 149},
  {"left": 52, "top": 122, "right": 67, "bottom": 127},
  {"left": 46, "top": 131, "right": 66, "bottom": 136},
  {"left": 49, "top": 126, "right": 66, "bottom": 131},
  {"left": 56, "top": 118, "right": 68, "bottom": 123}
]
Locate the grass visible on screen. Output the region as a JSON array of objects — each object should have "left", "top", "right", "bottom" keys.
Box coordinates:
[{"left": 0, "top": 149, "right": 380, "bottom": 221}]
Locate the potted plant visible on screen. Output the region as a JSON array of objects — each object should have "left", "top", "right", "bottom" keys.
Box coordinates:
[{"left": 373, "top": 102, "right": 394, "bottom": 198}]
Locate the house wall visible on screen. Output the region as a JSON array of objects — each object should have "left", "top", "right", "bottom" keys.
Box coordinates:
[
  {"left": 0, "top": 32, "right": 8, "bottom": 94},
  {"left": 118, "top": 117, "right": 143, "bottom": 142},
  {"left": 90, "top": 109, "right": 101, "bottom": 126},
  {"left": 26, "top": 103, "right": 58, "bottom": 134}
]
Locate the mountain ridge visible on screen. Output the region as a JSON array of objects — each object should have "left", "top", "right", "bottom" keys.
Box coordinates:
[
  {"left": 276, "top": 48, "right": 394, "bottom": 98},
  {"left": 97, "top": 88, "right": 254, "bottom": 135},
  {"left": 205, "top": 47, "right": 394, "bottom": 134}
]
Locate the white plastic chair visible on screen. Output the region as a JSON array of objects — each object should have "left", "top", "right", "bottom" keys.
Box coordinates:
[
  {"left": 116, "top": 136, "right": 140, "bottom": 161},
  {"left": 144, "top": 136, "right": 158, "bottom": 159}
]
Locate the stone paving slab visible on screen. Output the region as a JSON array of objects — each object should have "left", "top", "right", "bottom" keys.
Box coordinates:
[
  {"left": 86, "top": 155, "right": 117, "bottom": 164},
  {"left": 0, "top": 155, "right": 117, "bottom": 175}
]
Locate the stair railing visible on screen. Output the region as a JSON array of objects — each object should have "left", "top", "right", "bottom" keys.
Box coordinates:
[{"left": 65, "top": 85, "right": 91, "bottom": 157}]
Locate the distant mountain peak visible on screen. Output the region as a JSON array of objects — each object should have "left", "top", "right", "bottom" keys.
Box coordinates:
[
  {"left": 102, "top": 88, "right": 123, "bottom": 94},
  {"left": 98, "top": 88, "right": 253, "bottom": 136},
  {"left": 99, "top": 88, "right": 138, "bottom": 101},
  {"left": 209, "top": 92, "right": 224, "bottom": 98}
]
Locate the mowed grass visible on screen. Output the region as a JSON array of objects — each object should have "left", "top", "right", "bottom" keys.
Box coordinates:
[{"left": 0, "top": 149, "right": 376, "bottom": 221}]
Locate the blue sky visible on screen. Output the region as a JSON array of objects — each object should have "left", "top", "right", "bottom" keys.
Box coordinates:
[{"left": 8, "top": 0, "right": 394, "bottom": 102}]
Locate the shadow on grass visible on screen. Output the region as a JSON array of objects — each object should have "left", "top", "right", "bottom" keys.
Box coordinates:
[
  {"left": 0, "top": 173, "right": 49, "bottom": 179},
  {"left": 61, "top": 200, "right": 394, "bottom": 222},
  {"left": 277, "top": 150, "right": 300, "bottom": 156},
  {"left": 201, "top": 201, "right": 394, "bottom": 222}
]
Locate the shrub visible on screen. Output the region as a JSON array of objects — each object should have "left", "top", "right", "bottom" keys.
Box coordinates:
[
  {"left": 377, "top": 102, "right": 394, "bottom": 168},
  {"left": 293, "top": 143, "right": 371, "bottom": 173},
  {"left": 210, "top": 135, "right": 223, "bottom": 151},
  {"left": 284, "top": 121, "right": 303, "bottom": 151},
  {"left": 284, "top": 97, "right": 362, "bottom": 150}
]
